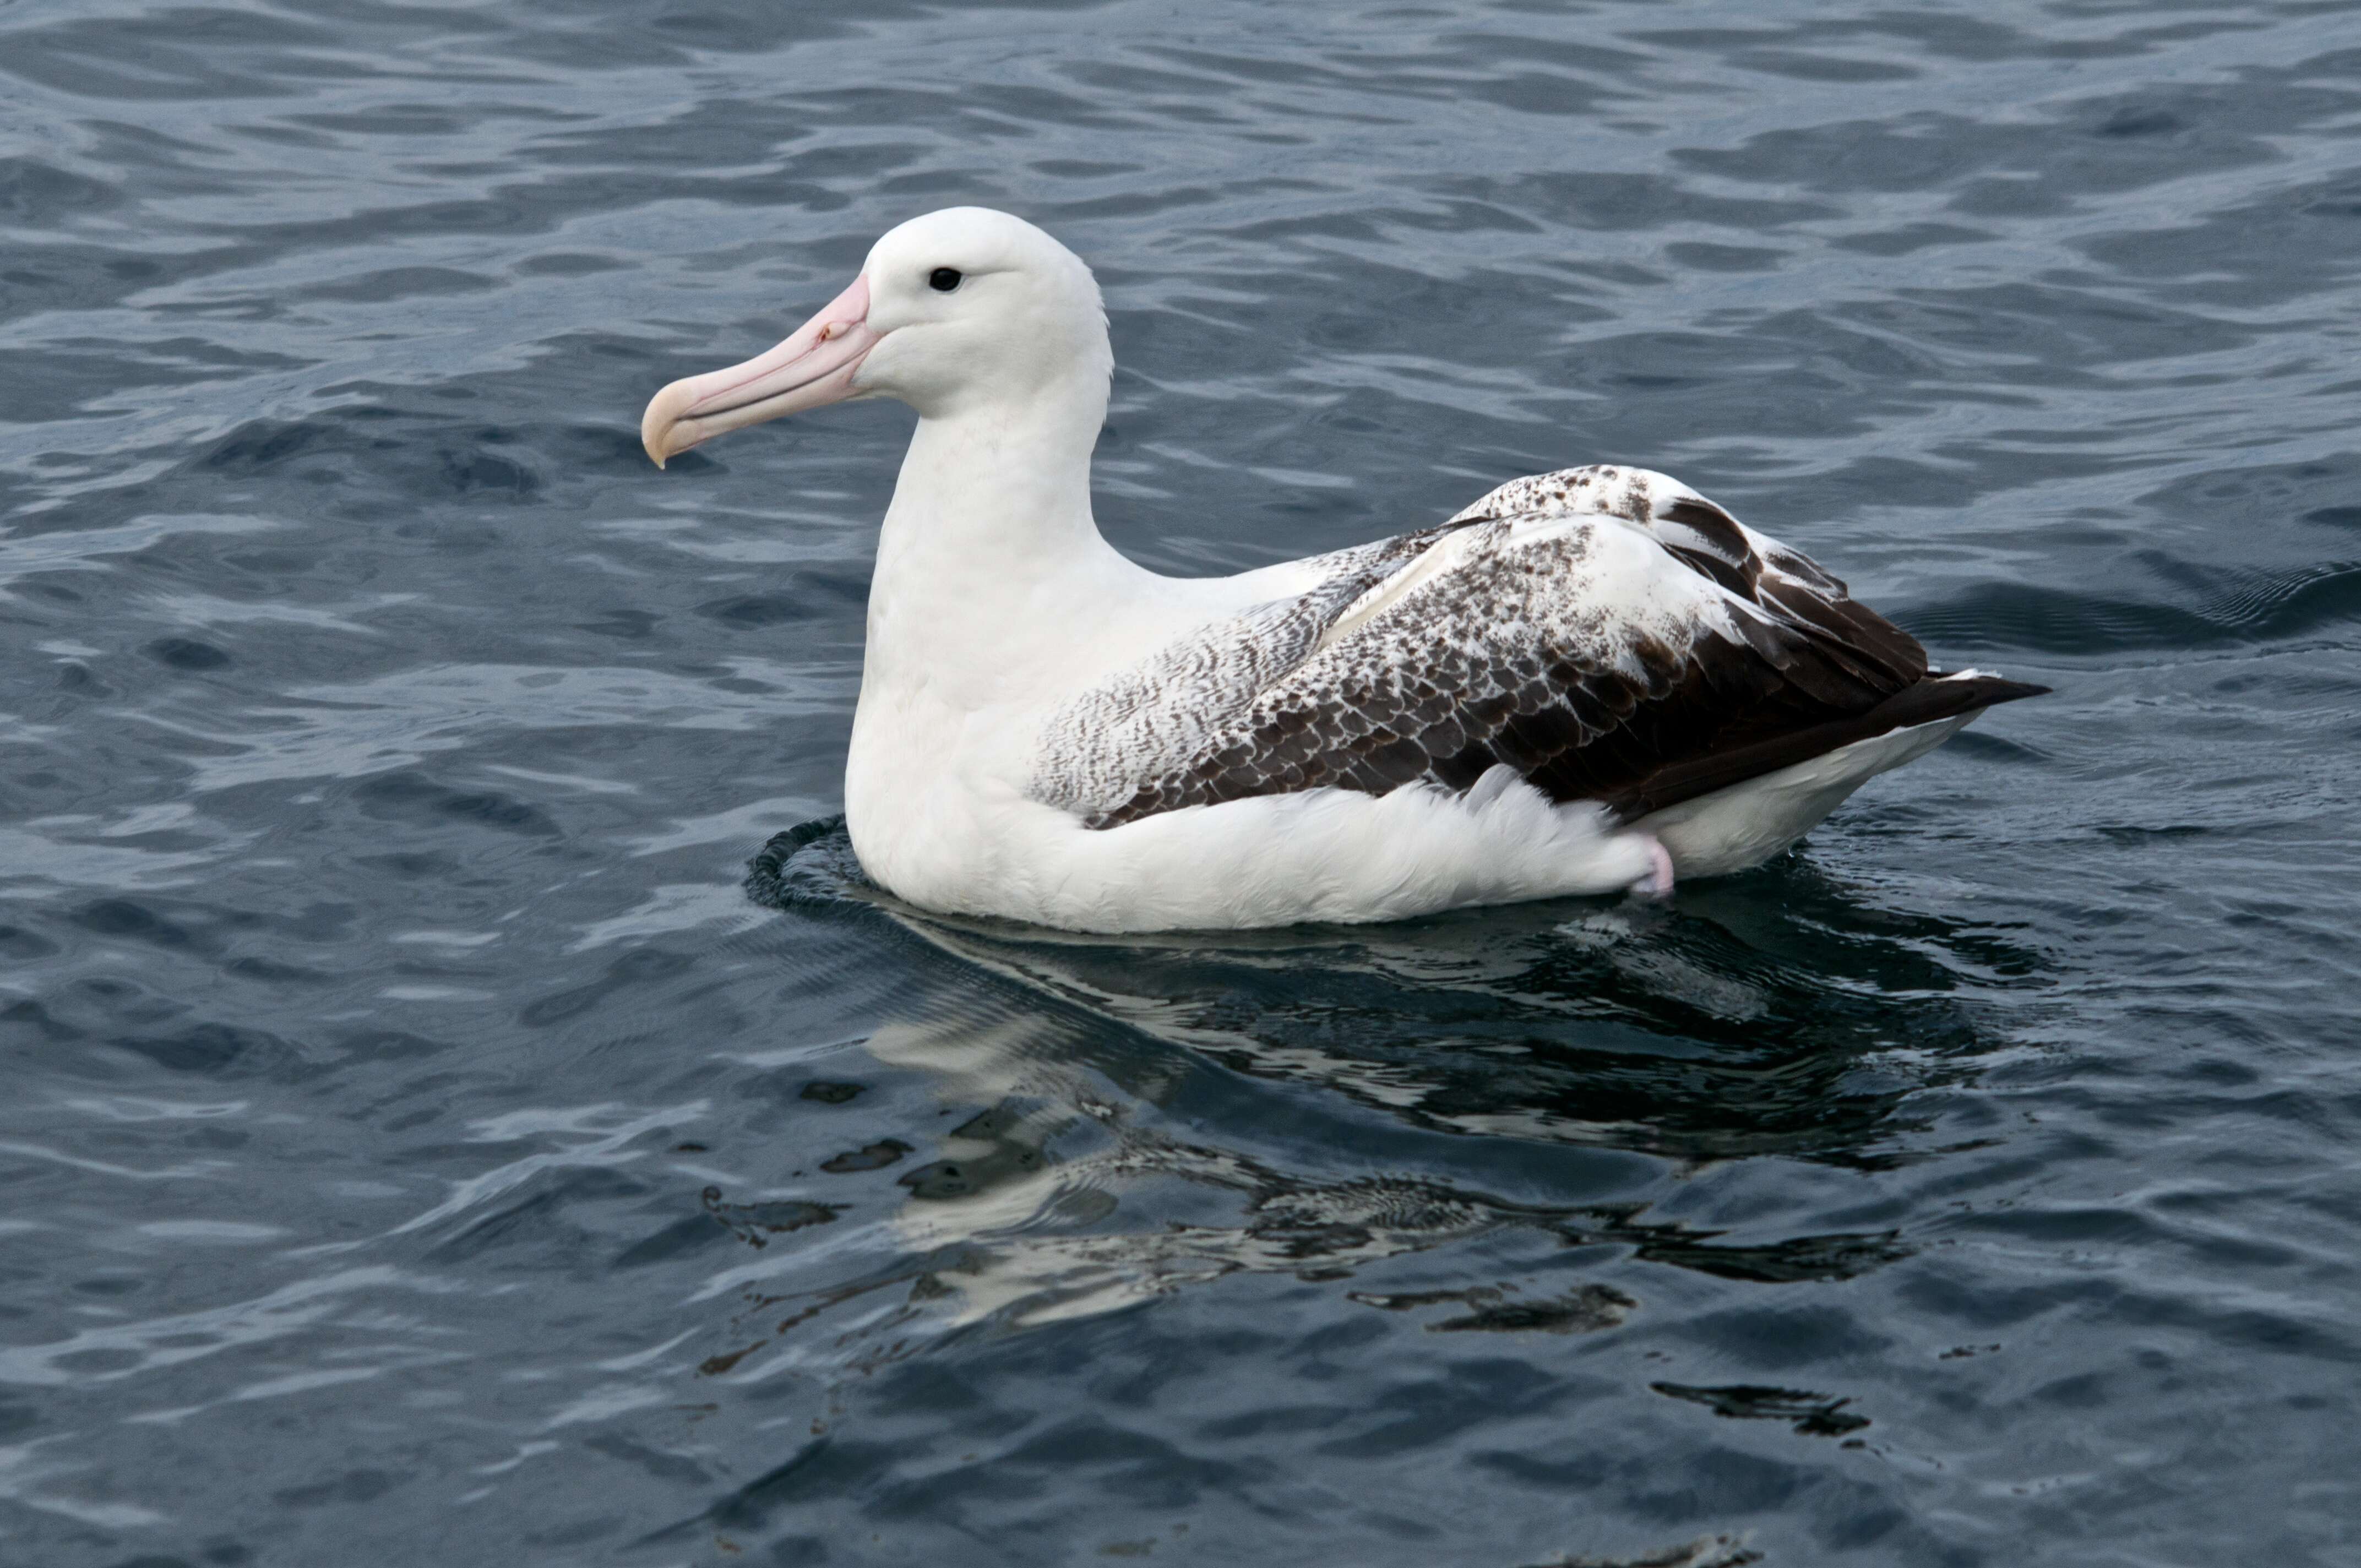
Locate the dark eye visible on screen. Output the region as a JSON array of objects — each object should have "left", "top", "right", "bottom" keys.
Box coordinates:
[{"left": 928, "top": 267, "right": 962, "bottom": 292}]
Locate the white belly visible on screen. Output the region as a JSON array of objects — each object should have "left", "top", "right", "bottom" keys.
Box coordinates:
[
  {"left": 847, "top": 680, "right": 1981, "bottom": 932},
  {"left": 859, "top": 776, "right": 1662, "bottom": 933}
]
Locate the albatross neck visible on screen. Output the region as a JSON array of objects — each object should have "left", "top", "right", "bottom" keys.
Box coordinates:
[
  {"left": 878, "top": 368, "right": 1124, "bottom": 570},
  {"left": 864, "top": 368, "right": 1152, "bottom": 702}
]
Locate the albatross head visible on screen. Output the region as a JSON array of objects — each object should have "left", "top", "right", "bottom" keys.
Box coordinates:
[{"left": 639, "top": 206, "right": 1110, "bottom": 467}]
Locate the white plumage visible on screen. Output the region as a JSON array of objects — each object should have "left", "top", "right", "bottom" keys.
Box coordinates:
[{"left": 642, "top": 208, "right": 2040, "bottom": 933}]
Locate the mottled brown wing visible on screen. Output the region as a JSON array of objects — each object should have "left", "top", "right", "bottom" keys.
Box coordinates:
[{"left": 1034, "top": 467, "right": 2039, "bottom": 830}]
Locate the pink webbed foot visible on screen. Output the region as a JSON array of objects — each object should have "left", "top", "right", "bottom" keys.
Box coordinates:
[{"left": 1626, "top": 835, "right": 1675, "bottom": 901}]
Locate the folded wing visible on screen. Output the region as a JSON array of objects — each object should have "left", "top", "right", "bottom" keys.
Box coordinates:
[{"left": 1030, "top": 466, "right": 2042, "bottom": 830}]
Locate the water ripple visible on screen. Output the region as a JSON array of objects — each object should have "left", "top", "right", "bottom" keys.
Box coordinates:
[{"left": 4, "top": 1, "right": 2359, "bottom": 1563}]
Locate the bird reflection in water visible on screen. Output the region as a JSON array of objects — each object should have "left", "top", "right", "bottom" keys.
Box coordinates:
[{"left": 714, "top": 820, "right": 2041, "bottom": 1365}]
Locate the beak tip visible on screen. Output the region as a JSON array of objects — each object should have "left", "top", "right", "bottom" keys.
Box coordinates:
[{"left": 640, "top": 379, "right": 694, "bottom": 470}]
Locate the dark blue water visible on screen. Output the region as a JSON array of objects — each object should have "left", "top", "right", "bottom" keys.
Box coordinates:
[{"left": 6, "top": 2, "right": 2360, "bottom": 1563}]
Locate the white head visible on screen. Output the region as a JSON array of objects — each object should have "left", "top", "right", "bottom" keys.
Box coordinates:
[{"left": 640, "top": 207, "right": 1112, "bottom": 466}]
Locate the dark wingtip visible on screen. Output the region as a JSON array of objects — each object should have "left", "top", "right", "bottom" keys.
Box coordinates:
[
  {"left": 1931, "top": 673, "right": 2052, "bottom": 705},
  {"left": 1599, "top": 671, "right": 2052, "bottom": 818}
]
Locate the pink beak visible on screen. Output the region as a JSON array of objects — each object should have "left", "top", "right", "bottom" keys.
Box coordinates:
[{"left": 640, "top": 275, "right": 880, "bottom": 467}]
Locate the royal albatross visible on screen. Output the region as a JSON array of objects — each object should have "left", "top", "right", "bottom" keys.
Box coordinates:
[{"left": 641, "top": 207, "right": 2044, "bottom": 933}]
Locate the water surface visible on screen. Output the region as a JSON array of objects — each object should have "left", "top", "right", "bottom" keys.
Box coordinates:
[{"left": 4, "top": 1, "right": 2360, "bottom": 1564}]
